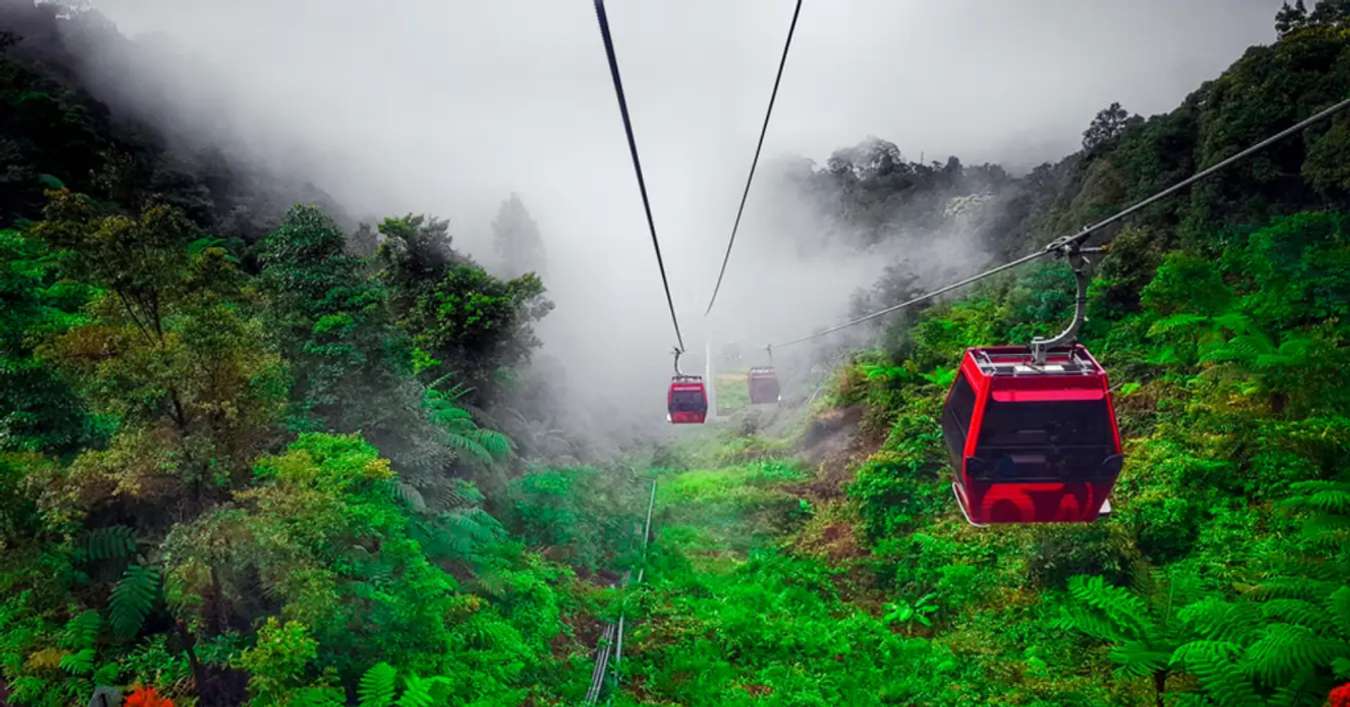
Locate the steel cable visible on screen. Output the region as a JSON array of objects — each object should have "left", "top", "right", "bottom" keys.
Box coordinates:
[
  {"left": 594, "top": 0, "right": 687, "bottom": 351},
  {"left": 705, "top": 0, "right": 805, "bottom": 316}
]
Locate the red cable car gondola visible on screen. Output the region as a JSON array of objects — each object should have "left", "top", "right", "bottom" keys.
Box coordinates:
[
  {"left": 940, "top": 245, "right": 1123, "bottom": 525},
  {"left": 668, "top": 375, "right": 708, "bottom": 424},
  {"left": 748, "top": 367, "right": 780, "bottom": 404},
  {"left": 942, "top": 344, "right": 1122, "bottom": 525},
  {"left": 666, "top": 348, "right": 707, "bottom": 424}
]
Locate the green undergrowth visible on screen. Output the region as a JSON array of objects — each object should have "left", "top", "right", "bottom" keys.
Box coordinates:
[
  {"left": 611, "top": 460, "right": 965, "bottom": 705},
  {"left": 653, "top": 460, "right": 808, "bottom": 561}
]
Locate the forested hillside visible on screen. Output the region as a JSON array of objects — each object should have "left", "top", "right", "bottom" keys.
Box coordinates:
[{"left": 2, "top": 2, "right": 1349, "bottom": 706}]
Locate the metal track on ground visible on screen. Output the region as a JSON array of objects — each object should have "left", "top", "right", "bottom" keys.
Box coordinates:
[{"left": 583, "top": 480, "right": 658, "bottom": 704}]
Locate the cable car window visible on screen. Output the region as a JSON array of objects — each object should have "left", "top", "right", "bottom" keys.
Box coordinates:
[
  {"left": 942, "top": 374, "right": 976, "bottom": 462},
  {"left": 670, "top": 390, "right": 707, "bottom": 412},
  {"left": 976, "top": 400, "right": 1113, "bottom": 449}
]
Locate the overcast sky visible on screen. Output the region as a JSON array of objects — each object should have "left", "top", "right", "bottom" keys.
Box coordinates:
[{"left": 87, "top": 0, "right": 1282, "bottom": 427}]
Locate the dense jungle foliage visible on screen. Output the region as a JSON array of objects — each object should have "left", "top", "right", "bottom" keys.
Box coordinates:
[{"left": 2, "top": 2, "right": 1350, "bottom": 706}]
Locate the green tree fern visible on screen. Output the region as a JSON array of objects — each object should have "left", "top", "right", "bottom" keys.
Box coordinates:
[
  {"left": 358, "top": 661, "right": 398, "bottom": 707},
  {"left": 108, "top": 564, "right": 158, "bottom": 639}
]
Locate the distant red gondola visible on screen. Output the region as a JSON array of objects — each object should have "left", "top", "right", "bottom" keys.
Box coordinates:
[
  {"left": 748, "top": 367, "right": 780, "bottom": 405},
  {"left": 941, "top": 344, "right": 1123, "bottom": 525},
  {"left": 668, "top": 375, "right": 708, "bottom": 424}
]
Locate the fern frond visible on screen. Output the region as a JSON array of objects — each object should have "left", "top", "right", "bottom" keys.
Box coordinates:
[
  {"left": 1275, "top": 335, "right": 1314, "bottom": 359},
  {"left": 109, "top": 564, "right": 158, "bottom": 639},
  {"left": 442, "top": 432, "right": 493, "bottom": 465},
  {"left": 429, "top": 404, "right": 473, "bottom": 423},
  {"left": 1295, "top": 513, "right": 1350, "bottom": 542},
  {"left": 1230, "top": 332, "right": 1276, "bottom": 357},
  {"left": 394, "top": 482, "right": 427, "bottom": 513},
  {"left": 432, "top": 508, "right": 505, "bottom": 559},
  {"left": 444, "top": 478, "right": 485, "bottom": 507},
  {"left": 1260, "top": 599, "right": 1329, "bottom": 632},
  {"left": 1179, "top": 597, "right": 1263, "bottom": 643},
  {"left": 1056, "top": 605, "right": 1127, "bottom": 643},
  {"left": 1212, "top": 311, "right": 1252, "bottom": 334},
  {"left": 288, "top": 686, "right": 346, "bottom": 706},
  {"left": 1250, "top": 576, "right": 1336, "bottom": 601},
  {"left": 58, "top": 647, "right": 94, "bottom": 675},
  {"left": 1160, "top": 566, "right": 1208, "bottom": 610},
  {"left": 82, "top": 526, "right": 136, "bottom": 562},
  {"left": 1279, "top": 480, "right": 1350, "bottom": 515},
  {"left": 396, "top": 674, "right": 432, "bottom": 707},
  {"left": 358, "top": 661, "right": 398, "bottom": 707},
  {"left": 1147, "top": 313, "right": 1208, "bottom": 337},
  {"left": 1268, "top": 682, "right": 1322, "bottom": 707},
  {"left": 1328, "top": 587, "right": 1350, "bottom": 638},
  {"left": 1170, "top": 640, "right": 1260, "bottom": 706},
  {"left": 8, "top": 676, "right": 47, "bottom": 704},
  {"left": 1108, "top": 641, "right": 1171, "bottom": 677},
  {"left": 1243, "top": 623, "right": 1348, "bottom": 686},
  {"left": 59, "top": 610, "right": 101, "bottom": 649},
  {"left": 1065, "top": 575, "right": 1155, "bottom": 640},
  {"left": 473, "top": 429, "right": 513, "bottom": 459}
]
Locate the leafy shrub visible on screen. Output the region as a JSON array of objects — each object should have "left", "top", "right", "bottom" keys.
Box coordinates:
[{"left": 1027, "top": 524, "right": 1137, "bottom": 589}]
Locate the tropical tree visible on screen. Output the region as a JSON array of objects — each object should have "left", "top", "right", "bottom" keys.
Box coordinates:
[
  {"left": 1082, "top": 102, "right": 1140, "bottom": 155},
  {"left": 34, "top": 192, "right": 286, "bottom": 506},
  {"left": 258, "top": 204, "right": 408, "bottom": 433},
  {"left": 491, "top": 193, "right": 547, "bottom": 278},
  {"left": 0, "top": 228, "right": 93, "bottom": 455},
  {"left": 1056, "top": 571, "right": 1203, "bottom": 706},
  {"left": 377, "top": 214, "right": 553, "bottom": 399}
]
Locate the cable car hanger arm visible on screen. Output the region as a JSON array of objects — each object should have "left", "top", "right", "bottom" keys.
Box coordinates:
[{"left": 1029, "top": 244, "right": 1103, "bottom": 364}]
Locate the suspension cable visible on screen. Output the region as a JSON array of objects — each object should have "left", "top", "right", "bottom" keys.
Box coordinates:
[
  {"left": 769, "top": 95, "right": 1350, "bottom": 350},
  {"left": 1051, "top": 95, "right": 1350, "bottom": 252},
  {"left": 594, "top": 0, "right": 686, "bottom": 351},
  {"left": 704, "top": 0, "right": 804, "bottom": 316},
  {"left": 772, "top": 250, "right": 1050, "bottom": 348}
]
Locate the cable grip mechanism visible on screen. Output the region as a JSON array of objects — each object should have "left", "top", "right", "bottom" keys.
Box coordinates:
[{"left": 1029, "top": 243, "right": 1104, "bottom": 365}]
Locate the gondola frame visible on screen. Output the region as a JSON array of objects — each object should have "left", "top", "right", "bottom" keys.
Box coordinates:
[
  {"left": 668, "top": 375, "right": 708, "bottom": 424},
  {"left": 747, "top": 366, "right": 781, "bottom": 405},
  {"left": 942, "top": 344, "right": 1123, "bottom": 525}
]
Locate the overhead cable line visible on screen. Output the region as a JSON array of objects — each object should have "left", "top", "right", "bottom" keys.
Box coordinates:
[
  {"left": 704, "top": 0, "right": 805, "bottom": 316},
  {"left": 1046, "top": 95, "right": 1350, "bottom": 252},
  {"left": 594, "top": 0, "right": 687, "bottom": 351},
  {"left": 770, "top": 95, "right": 1350, "bottom": 350},
  {"left": 772, "top": 250, "right": 1049, "bottom": 348}
]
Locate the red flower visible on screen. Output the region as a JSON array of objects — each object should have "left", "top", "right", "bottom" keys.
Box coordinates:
[
  {"left": 1329, "top": 682, "right": 1350, "bottom": 707},
  {"left": 124, "top": 686, "right": 174, "bottom": 707}
]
